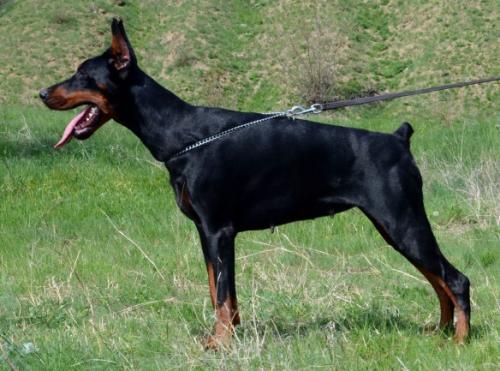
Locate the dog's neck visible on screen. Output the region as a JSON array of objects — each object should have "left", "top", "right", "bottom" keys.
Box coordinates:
[{"left": 113, "top": 68, "right": 195, "bottom": 162}]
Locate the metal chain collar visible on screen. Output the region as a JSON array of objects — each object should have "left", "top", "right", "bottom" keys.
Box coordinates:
[{"left": 170, "top": 104, "right": 323, "bottom": 159}]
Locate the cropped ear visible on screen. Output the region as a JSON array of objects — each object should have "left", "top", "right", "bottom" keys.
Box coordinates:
[{"left": 110, "top": 18, "right": 136, "bottom": 73}]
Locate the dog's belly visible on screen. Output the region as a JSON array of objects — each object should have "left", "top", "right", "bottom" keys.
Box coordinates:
[{"left": 233, "top": 189, "right": 354, "bottom": 231}]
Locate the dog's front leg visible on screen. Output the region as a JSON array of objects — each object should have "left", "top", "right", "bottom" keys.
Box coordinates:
[{"left": 197, "top": 225, "right": 239, "bottom": 349}]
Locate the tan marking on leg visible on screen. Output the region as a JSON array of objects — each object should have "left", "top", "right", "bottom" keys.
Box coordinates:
[
  {"left": 204, "top": 297, "right": 238, "bottom": 350},
  {"left": 454, "top": 310, "right": 469, "bottom": 344},
  {"left": 421, "top": 269, "right": 469, "bottom": 343},
  {"left": 418, "top": 268, "right": 454, "bottom": 329},
  {"left": 206, "top": 263, "right": 216, "bottom": 309}
]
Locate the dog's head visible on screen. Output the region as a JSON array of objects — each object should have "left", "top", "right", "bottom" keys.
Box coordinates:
[{"left": 40, "top": 18, "right": 136, "bottom": 148}]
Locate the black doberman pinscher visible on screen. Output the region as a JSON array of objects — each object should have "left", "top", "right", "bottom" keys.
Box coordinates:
[{"left": 40, "top": 19, "right": 470, "bottom": 347}]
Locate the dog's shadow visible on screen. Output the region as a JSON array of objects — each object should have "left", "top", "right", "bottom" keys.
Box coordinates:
[
  {"left": 234, "top": 305, "right": 490, "bottom": 343},
  {"left": 259, "top": 306, "right": 419, "bottom": 338}
]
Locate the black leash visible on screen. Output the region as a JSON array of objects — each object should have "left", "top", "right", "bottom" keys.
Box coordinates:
[
  {"left": 169, "top": 76, "right": 500, "bottom": 160},
  {"left": 319, "top": 76, "right": 500, "bottom": 111}
]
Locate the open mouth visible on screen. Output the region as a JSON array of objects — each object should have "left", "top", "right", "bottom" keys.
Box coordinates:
[{"left": 54, "top": 104, "right": 106, "bottom": 148}]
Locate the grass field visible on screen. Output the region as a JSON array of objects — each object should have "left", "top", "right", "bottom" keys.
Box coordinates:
[{"left": 1, "top": 1, "right": 499, "bottom": 369}]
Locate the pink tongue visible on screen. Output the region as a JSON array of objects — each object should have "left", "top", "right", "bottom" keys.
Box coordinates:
[{"left": 54, "top": 109, "right": 87, "bottom": 148}]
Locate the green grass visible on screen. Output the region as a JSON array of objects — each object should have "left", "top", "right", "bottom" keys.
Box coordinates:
[{"left": 1, "top": 1, "right": 499, "bottom": 369}]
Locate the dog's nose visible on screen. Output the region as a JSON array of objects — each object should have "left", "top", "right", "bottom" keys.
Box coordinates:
[{"left": 39, "top": 88, "right": 49, "bottom": 100}]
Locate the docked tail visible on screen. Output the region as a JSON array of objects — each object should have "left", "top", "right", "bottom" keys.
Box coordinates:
[{"left": 394, "top": 122, "right": 414, "bottom": 147}]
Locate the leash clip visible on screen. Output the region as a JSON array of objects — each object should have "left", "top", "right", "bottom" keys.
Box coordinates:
[
  {"left": 287, "top": 105, "right": 307, "bottom": 116},
  {"left": 310, "top": 103, "right": 323, "bottom": 113},
  {"left": 287, "top": 103, "right": 323, "bottom": 118}
]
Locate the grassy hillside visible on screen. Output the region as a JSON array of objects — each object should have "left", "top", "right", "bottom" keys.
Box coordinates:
[
  {"left": 1, "top": 0, "right": 499, "bottom": 369},
  {"left": 1, "top": 0, "right": 498, "bottom": 110}
]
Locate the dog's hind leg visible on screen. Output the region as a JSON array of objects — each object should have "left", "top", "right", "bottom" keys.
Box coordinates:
[{"left": 358, "top": 171, "right": 470, "bottom": 343}]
